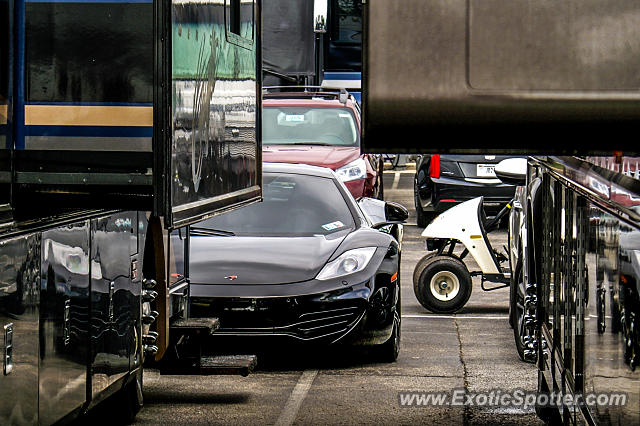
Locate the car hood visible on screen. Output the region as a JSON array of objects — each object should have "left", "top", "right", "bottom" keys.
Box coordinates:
[
  {"left": 189, "top": 233, "right": 347, "bottom": 285},
  {"left": 262, "top": 145, "right": 360, "bottom": 170}
]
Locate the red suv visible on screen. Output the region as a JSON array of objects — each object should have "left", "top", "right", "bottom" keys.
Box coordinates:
[{"left": 262, "top": 89, "right": 383, "bottom": 199}]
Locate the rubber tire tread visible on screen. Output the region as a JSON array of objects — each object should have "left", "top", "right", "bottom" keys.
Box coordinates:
[
  {"left": 510, "top": 257, "right": 527, "bottom": 362},
  {"left": 413, "top": 255, "right": 472, "bottom": 313}
]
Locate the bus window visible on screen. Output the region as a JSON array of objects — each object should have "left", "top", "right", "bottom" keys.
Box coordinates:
[{"left": 330, "top": 0, "right": 361, "bottom": 44}]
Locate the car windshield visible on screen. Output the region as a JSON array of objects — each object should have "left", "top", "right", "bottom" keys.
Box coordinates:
[
  {"left": 262, "top": 106, "right": 359, "bottom": 147},
  {"left": 195, "top": 173, "right": 355, "bottom": 237}
]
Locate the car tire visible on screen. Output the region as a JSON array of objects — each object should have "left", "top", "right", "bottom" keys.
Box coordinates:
[
  {"left": 412, "top": 253, "right": 437, "bottom": 291},
  {"left": 376, "top": 158, "right": 385, "bottom": 200},
  {"left": 413, "top": 255, "right": 472, "bottom": 313},
  {"left": 414, "top": 182, "right": 431, "bottom": 228},
  {"left": 376, "top": 284, "right": 401, "bottom": 363},
  {"left": 510, "top": 255, "right": 529, "bottom": 362},
  {"left": 416, "top": 204, "right": 429, "bottom": 228},
  {"left": 376, "top": 310, "right": 401, "bottom": 363}
]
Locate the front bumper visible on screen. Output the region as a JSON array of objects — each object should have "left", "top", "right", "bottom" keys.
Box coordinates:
[{"left": 189, "top": 277, "right": 397, "bottom": 346}]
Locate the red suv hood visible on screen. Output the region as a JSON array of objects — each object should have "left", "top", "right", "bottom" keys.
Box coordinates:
[{"left": 262, "top": 145, "right": 361, "bottom": 170}]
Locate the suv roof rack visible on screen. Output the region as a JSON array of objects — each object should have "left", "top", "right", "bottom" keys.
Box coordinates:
[{"left": 263, "top": 86, "right": 352, "bottom": 105}]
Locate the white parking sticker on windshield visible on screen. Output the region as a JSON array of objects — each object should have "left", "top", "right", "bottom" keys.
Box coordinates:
[
  {"left": 322, "top": 221, "right": 345, "bottom": 231},
  {"left": 285, "top": 114, "right": 305, "bottom": 122}
]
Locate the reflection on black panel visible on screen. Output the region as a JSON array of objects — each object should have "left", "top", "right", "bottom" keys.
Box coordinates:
[
  {"left": 26, "top": 3, "right": 153, "bottom": 103},
  {"left": 170, "top": 0, "right": 258, "bottom": 222},
  {"left": 40, "top": 223, "right": 89, "bottom": 424},
  {"left": 0, "top": 0, "right": 8, "bottom": 100},
  {"left": 328, "top": 0, "right": 361, "bottom": 72},
  {"left": 585, "top": 205, "right": 640, "bottom": 424}
]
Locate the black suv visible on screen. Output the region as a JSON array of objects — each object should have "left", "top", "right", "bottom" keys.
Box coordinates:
[{"left": 414, "top": 154, "right": 520, "bottom": 227}]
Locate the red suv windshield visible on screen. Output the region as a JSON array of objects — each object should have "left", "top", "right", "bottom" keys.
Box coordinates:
[{"left": 262, "top": 106, "right": 359, "bottom": 147}]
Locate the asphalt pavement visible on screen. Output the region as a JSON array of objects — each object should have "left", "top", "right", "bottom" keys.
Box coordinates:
[{"left": 133, "top": 166, "right": 543, "bottom": 425}]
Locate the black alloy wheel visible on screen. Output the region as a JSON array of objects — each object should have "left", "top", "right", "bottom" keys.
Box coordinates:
[
  {"left": 377, "top": 289, "right": 401, "bottom": 362},
  {"left": 511, "top": 256, "right": 527, "bottom": 361}
]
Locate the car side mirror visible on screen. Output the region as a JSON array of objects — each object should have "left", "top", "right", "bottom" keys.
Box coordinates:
[
  {"left": 495, "top": 158, "right": 527, "bottom": 186},
  {"left": 384, "top": 201, "right": 409, "bottom": 223},
  {"left": 358, "top": 198, "right": 409, "bottom": 227}
]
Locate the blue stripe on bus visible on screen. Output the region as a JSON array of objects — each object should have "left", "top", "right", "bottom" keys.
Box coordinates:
[
  {"left": 25, "top": 125, "right": 153, "bottom": 138},
  {"left": 323, "top": 72, "right": 361, "bottom": 81}
]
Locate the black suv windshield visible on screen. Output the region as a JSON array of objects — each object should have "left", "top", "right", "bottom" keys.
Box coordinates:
[
  {"left": 195, "top": 173, "right": 355, "bottom": 237},
  {"left": 262, "top": 107, "right": 359, "bottom": 147}
]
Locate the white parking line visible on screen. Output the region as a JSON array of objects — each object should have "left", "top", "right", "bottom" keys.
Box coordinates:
[
  {"left": 383, "top": 169, "right": 415, "bottom": 174},
  {"left": 403, "top": 314, "right": 509, "bottom": 320},
  {"left": 391, "top": 172, "right": 401, "bottom": 190},
  {"left": 274, "top": 369, "right": 318, "bottom": 426}
]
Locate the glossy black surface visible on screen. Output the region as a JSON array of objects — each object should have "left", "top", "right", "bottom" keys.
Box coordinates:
[
  {"left": 0, "top": 0, "right": 9, "bottom": 209},
  {"left": 12, "top": 0, "right": 262, "bottom": 227},
  {"left": 189, "top": 163, "right": 401, "bottom": 346},
  {"left": 90, "top": 212, "right": 140, "bottom": 398},
  {"left": 39, "top": 222, "right": 89, "bottom": 424},
  {"left": 169, "top": 0, "right": 260, "bottom": 227},
  {"left": 1, "top": 210, "right": 146, "bottom": 424},
  {"left": 533, "top": 157, "right": 640, "bottom": 424},
  {"left": 327, "top": 0, "right": 362, "bottom": 72},
  {"left": 0, "top": 232, "right": 40, "bottom": 425},
  {"left": 26, "top": 3, "right": 152, "bottom": 103},
  {"left": 0, "top": 0, "right": 7, "bottom": 102}
]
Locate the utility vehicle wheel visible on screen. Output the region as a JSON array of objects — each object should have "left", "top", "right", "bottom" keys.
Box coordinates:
[
  {"left": 412, "top": 253, "right": 438, "bottom": 293},
  {"left": 413, "top": 255, "right": 472, "bottom": 313}
]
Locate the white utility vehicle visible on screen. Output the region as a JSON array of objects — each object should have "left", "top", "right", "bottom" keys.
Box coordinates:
[{"left": 413, "top": 159, "right": 527, "bottom": 313}]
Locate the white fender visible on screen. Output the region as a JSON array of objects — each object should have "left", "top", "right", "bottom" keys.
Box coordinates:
[{"left": 421, "top": 197, "right": 500, "bottom": 274}]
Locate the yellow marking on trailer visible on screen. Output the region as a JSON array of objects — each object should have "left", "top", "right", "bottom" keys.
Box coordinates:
[
  {"left": 0, "top": 104, "right": 7, "bottom": 125},
  {"left": 25, "top": 105, "right": 153, "bottom": 127},
  {"left": 470, "top": 235, "right": 483, "bottom": 239}
]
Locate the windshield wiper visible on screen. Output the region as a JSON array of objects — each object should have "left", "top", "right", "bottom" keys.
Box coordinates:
[
  {"left": 190, "top": 227, "right": 236, "bottom": 237},
  {"left": 289, "top": 142, "right": 332, "bottom": 146}
]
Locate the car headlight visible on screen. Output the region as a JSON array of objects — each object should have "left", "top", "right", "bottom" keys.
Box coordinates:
[
  {"left": 316, "top": 247, "right": 377, "bottom": 280},
  {"left": 335, "top": 158, "right": 367, "bottom": 182}
]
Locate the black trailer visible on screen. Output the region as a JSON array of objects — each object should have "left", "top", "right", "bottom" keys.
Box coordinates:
[
  {"left": 1, "top": 0, "right": 262, "bottom": 423},
  {"left": 519, "top": 157, "right": 640, "bottom": 424},
  {"left": 362, "top": 1, "right": 640, "bottom": 424}
]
